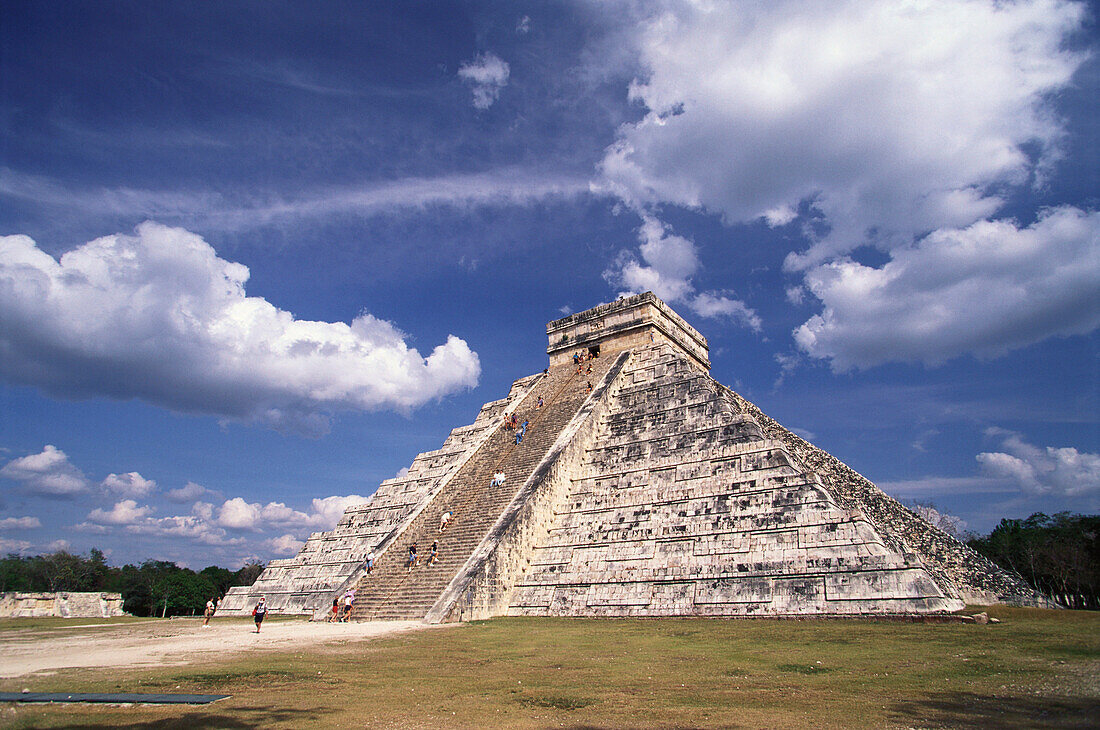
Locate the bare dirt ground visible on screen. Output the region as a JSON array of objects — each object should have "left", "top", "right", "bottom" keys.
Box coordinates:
[{"left": 0, "top": 617, "right": 428, "bottom": 678}]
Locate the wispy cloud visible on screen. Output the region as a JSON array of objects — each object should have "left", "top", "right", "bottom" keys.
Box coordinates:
[
  {"left": 878, "top": 475, "right": 1015, "bottom": 498},
  {"left": 458, "top": 52, "right": 510, "bottom": 109},
  {"left": 0, "top": 167, "right": 592, "bottom": 232}
]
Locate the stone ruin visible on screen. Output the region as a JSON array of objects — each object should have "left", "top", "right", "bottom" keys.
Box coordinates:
[
  {"left": 220, "top": 293, "right": 1044, "bottom": 620},
  {"left": 0, "top": 592, "right": 127, "bottom": 618}
]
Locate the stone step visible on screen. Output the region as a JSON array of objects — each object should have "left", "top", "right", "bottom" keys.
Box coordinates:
[{"left": 346, "top": 356, "right": 615, "bottom": 620}]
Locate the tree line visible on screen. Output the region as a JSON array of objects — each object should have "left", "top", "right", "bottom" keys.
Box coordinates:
[
  {"left": 0, "top": 548, "right": 265, "bottom": 617},
  {"left": 966, "top": 512, "right": 1099, "bottom": 610}
]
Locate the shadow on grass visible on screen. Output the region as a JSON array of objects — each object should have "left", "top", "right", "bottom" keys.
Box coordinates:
[
  {"left": 890, "top": 691, "right": 1099, "bottom": 729},
  {"left": 39, "top": 704, "right": 325, "bottom": 729}
]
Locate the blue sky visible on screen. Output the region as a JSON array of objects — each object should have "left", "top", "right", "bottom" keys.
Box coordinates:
[{"left": 1, "top": 0, "right": 1097, "bottom": 568}]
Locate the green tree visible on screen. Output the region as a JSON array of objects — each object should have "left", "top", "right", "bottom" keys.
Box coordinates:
[
  {"left": 232, "top": 561, "right": 265, "bottom": 586},
  {"left": 0, "top": 553, "right": 38, "bottom": 592},
  {"left": 199, "top": 565, "right": 233, "bottom": 596},
  {"left": 150, "top": 571, "right": 215, "bottom": 617},
  {"left": 968, "top": 512, "right": 1100, "bottom": 609},
  {"left": 40, "top": 551, "right": 99, "bottom": 591}
]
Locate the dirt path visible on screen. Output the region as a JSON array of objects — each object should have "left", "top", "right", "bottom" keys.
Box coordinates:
[{"left": 0, "top": 618, "right": 430, "bottom": 678}]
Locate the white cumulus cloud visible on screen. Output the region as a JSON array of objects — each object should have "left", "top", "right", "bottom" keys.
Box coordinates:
[
  {"left": 166, "top": 481, "right": 218, "bottom": 503},
  {"left": 267, "top": 533, "right": 305, "bottom": 556},
  {"left": 0, "top": 445, "right": 89, "bottom": 496},
  {"left": 0, "top": 222, "right": 480, "bottom": 434},
  {"left": 606, "top": 214, "right": 699, "bottom": 303},
  {"left": 593, "top": 0, "right": 1094, "bottom": 364},
  {"left": 306, "top": 494, "right": 369, "bottom": 529},
  {"left": 599, "top": 0, "right": 1085, "bottom": 264},
  {"left": 216, "top": 494, "right": 368, "bottom": 532},
  {"left": 689, "top": 292, "right": 761, "bottom": 332},
  {"left": 0, "top": 516, "right": 42, "bottom": 530},
  {"left": 0, "top": 538, "right": 32, "bottom": 553},
  {"left": 605, "top": 215, "right": 760, "bottom": 329},
  {"left": 977, "top": 429, "right": 1100, "bottom": 497},
  {"left": 128, "top": 514, "right": 239, "bottom": 546},
  {"left": 217, "top": 497, "right": 263, "bottom": 531},
  {"left": 88, "top": 499, "right": 154, "bottom": 526},
  {"left": 102, "top": 472, "right": 156, "bottom": 498},
  {"left": 794, "top": 207, "right": 1100, "bottom": 369},
  {"left": 458, "top": 52, "right": 510, "bottom": 109}
]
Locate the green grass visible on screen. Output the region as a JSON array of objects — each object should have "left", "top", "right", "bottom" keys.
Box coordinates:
[
  {"left": 0, "top": 613, "right": 298, "bottom": 636},
  {"left": 1, "top": 606, "right": 1097, "bottom": 729},
  {"left": 0, "top": 616, "right": 157, "bottom": 632}
]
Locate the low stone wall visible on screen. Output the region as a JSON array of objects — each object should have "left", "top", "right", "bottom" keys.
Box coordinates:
[{"left": 0, "top": 592, "right": 127, "bottom": 618}]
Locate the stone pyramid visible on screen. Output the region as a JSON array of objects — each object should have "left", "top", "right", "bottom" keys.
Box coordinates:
[{"left": 221, "top": 293, "right": 1042, "bottom": 620}]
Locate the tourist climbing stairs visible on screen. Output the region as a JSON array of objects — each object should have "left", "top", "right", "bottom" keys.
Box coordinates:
[{"left": 348, "top": 354, "right": 617, "bottom": 620}]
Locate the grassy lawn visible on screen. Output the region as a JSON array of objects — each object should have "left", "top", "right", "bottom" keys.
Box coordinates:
[
  {"left": 0, "top": 614, "right": 295, "bottom": 635},
  {"left": 1, "top": 606, "right": 1097, "bottom": 729},
  {"left": 0, "top": 616, "right": 157, "bottom": 633}
]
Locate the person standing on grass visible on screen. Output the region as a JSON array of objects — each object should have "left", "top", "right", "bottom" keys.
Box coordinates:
[{"left": 252, "top": 596, "right": 267, "bottom": 633}]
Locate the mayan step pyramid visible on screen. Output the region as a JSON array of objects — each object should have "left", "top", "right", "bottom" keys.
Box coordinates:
[{"left": 220, "top": 293, "right": 1043, "bottom": 620}]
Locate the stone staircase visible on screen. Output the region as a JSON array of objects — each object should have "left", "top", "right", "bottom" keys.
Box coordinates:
[{"left": 347, "top": 354, "right": 616, "bottom": 620}]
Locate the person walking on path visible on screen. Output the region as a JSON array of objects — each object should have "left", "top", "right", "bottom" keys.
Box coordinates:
[
  {"left": 203, "top": 598, "right": 216, "bottom": 627},
  {"left": 340, "top": 590, "right": 355, "bottom": 621},
  {"left": 252, "top": 597, "right": 267, "bottom": 633},
  {"left": 329, "top": 596, "right": 339, "bottom": 622}
]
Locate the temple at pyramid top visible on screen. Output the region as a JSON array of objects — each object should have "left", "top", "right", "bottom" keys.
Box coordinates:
[
  {"left": 547, "top": 292, "right": 711, "bottom": 371},
  {"left": 220, "top": 292, "right": 1049, "bottom": 621}
]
